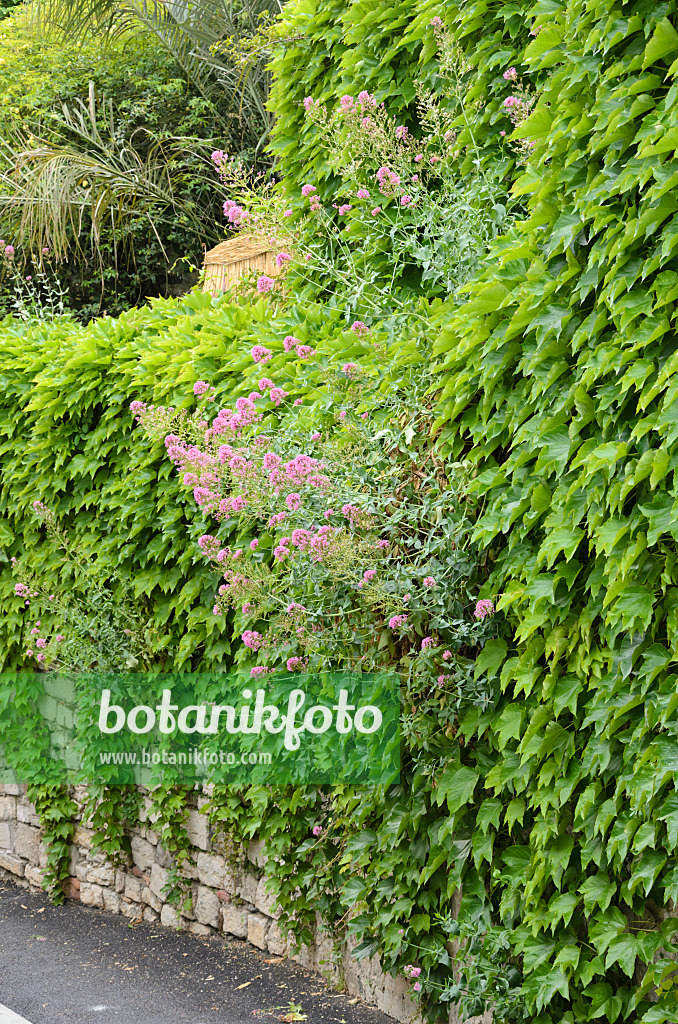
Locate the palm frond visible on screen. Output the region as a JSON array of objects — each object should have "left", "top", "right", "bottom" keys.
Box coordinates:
[{"left": 0, "top": 90, "right": 221, "bottom": 264}]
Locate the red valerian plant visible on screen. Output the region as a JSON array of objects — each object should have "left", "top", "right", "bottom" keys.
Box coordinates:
[{"left": 131, "top": 342, "right": 502, "bottom": 715}]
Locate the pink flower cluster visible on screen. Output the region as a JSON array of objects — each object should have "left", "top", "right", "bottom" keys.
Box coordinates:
[
  {"left": 421, "top": 637, "right": 434, "bottom": 650},
  {"left": 503, "top": 67, "right": 518, "bottom": 81},
  {"left": 276, "top": 252, "right": 292, "bottom": 268},
  {"left": 251, "top": 346, "right": 272, "bottom": 363},
  {"left": 376, "top": 166, "right": 401, "bottom": 197},
  {"left": 403, "top": 965, "right": 422, "bottom": 979},
  {"left": 301, "top": 184, "right": 316, "bottom": 197},
  {"left": 242, "top": 630, "right": 263, "bottom": 650},
  {"left": 251, "top": 666, "right": 274, "bottom": 678},
  {"left": 350, "top": 321, "right": 370, "bottom": 336},
  {"left": 389, "top": 614, "right": 409, "bottom": 631},
  {"left": 312, "top": 825, "right": 323, "bottom": 836},
  {"left": 474, "top": 599, "right": 495, "bottom": 619},
  {"left": 257, "top": 276, "right": 275, "bottom": 294},
  {"left": 223, "top": 199, "right": 248, "bottom": 228}
]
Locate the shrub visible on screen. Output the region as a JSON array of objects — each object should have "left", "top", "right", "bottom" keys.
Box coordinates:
[{"left": 0, "top": 10, "right": 229, "bottom": 318}]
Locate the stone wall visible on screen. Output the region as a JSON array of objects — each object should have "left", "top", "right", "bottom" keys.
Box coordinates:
[{"left": 1, "top": 782, "right": 484, "bottom": 1024}]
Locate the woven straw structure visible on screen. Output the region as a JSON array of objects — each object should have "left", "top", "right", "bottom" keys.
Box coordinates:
[{"left": 202, "top": 236, "right": 280, "bottom": 296}]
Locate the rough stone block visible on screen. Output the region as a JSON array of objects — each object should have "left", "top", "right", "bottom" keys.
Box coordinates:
[
  {"left": 120, "top": 899, "right": 142, "bottom": 920},
  {"left": 154, "top": 844, "right": 173, "bottom": 869},
  {"left": 15, "top": 823, "right": 41, "bottom": 865},
  {"left": 0, "top": 795, "right": 17, "bottom": 821},
  {"left": 80, "top": 883, "right": 104, "bottom": 908},
  {"left": 247, "top": 838, "right": 267, "bottom": 868},
  {"left": 237, "top": 871, "right": 259, "bottom": 905},
  {"left": 221, "top": 905, "right": 248, "bottom": 938},
  {"left": 186, "top": 808, "right": 210, "bottom": 851},
  {"left": 16, "top": 802, "right": 41, "bottom": 827},
  {"left": 248, "top": 912, "right": 270, "bottom": 950},
  {"left": 197, "top": 852, "right": 225, "bottom": 889},
  {"left": 72, "top": 826, "right": 94, "bottom": 849},
  {"left": 142, "top": 886, "right": 162, "bottom": 913},
  {"left": 24, "top": 864, "right": 46, "bottom": 889},
  {"left": 188, "top": 921, "right": 212, "bottom": 937},
  {"left": 86, "top": 866, "right": 116, "bottom": 887},
  {"left": 182, "top": 858, "right": 200, "bottom": 881},
  {"left": 150, "top": 863, "right": 168, "bottom": 900},
  {"left": 266, "top": 920, "right": 286, "bottom": 956},
  {"left": 3, "top": 784, "right": 21, "bottom": 796},
  {"left": 143, "top": 907, "right": 159, "bottom": 924},
  {"left": 194, "top": 886, "right": 221, "bottom": 928},
  {"left": 0, "top": 822, "right": 12, "bottom": 850},
  {"left": 161, "top": 904, "right": 180, "bottom": 929},
  {"left": 103, "top": 890, "right": 120, "bottom": 914},
  {"left": 115, "top": 869, "right": 126, "bottom": 893},
  {"left": 255, "top": 876, "right": 279, "bottom": 918},
  {"left": 124, "top": 875, "right": 144, "bottom": 903},
  {"left": 131, "top": 835, "right": 156, "bottom": 873},
  {"left": 75, "top": 862, "right": 92, "bottom": 882}
]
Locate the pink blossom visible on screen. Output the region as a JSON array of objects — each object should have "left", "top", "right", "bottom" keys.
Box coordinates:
[
  {"left": 375, "top": 165, "right": 401, "bottom": 196},
  {"left": 257, "top": 275, "right": 275, "bottom": 293},
  {"left": 500, "top": 130, "right": 506, "bottom": 137},
  {"left": 251, "top": 666, "right": 272, "bottom": 678},
  {"left": 389, "top": 614, "right": 409, "bottom": 631},
  {"left": 414, "top": 154, "right": 423, "bottom": 163},
  {"left": 30, "top": 627, "right": 38, "bottom": 635},
  {"left": 295, "top": 345, "right": 315, "bottom": 358},
  {"left": 503, "top": 67, "right": 518, "bottom": 81},
  {"left": 4, "top": 245, "right": 14, "bottom": 258},
  {"left": 376, "top": 539, "right": 388, "bottom": 549},
  {"left": 269, "top": 387, "right": 288, "bottom": 406},
  {"left": 273, "top": 544, "right": 289, "bottom": 560},
  {"left": 361, "top": 411, "right": 369, "bottom": 419},
  {"left": 242, "top": 630, "right": 263, "bottom": 650},
  {"left": 430, "top": 15, "right": 443, "bottom": 28},
  {"left": 443, "top": 650, "right": 452, "bottom": 661},
  {"left": 358, "top": 91, "right": 376, "bottom": 106},
  {"left": 474, "top": 598, "right": 495, "bottom": 619},
  {"left": 404, "top": 965, "right": 422, "bottom": 979},
  {"left": 364, "top": 570, "right": 376, "bottom": 581},
  {"left": 350, "top": 321, "right": 370, "bottom": 335},
  {"left": 400, "top": 194, "right": 412, "bottom": 206},
  {"left": 339, "top": 95, "right": 354, "bottom": 110},
  {"left": 250, "top": 539, "right": 259, "bottom": 551},
  {"left": 312, "top": 825, "right": 323, "bottom": 836},
  {"left": 259, "top": 378, "right": 274, "bottom": 391},
  {"left": 504, "top": 96, "right": 520, "bottom": 109},
  {"left": 276, "top": 252, "right": 292, "bottom": 268},
  {"left": 423, "top": 576, "right": 435, "bottom": 587},
  {"left": 36, "top": 638, "right": 47, "bottom": 648},
  {"left": 339, "top": 410, "right": 347, "bottom": 420},
  {"left": 413, "top": 983, "right": 421, "bottom": 992},
  {"left": 286, "top": 492, "right": 301, "bottom": 510},
  {"left": 223, "top": 199, "right": 248, "bottom": 227},
  {"left": 356, "top": 189, "right": 370, "bottom": 199},
  {"left": 251, "top": 345, "right": 272, "bottom": 363},
  {"left": 36, "top": 653, "right": 45, "bottom": 663},
  {"left": 284, "top": 210, "right": 293, "bottom": 217},
  {"left": 324, "top": 509, "right": 334, "bottom": 519},
  {"left": 26, "top": 649, "right": 33, "bottom": 657},
  {"left": 371, "top": 207, "right": 381, "bottom": 216},
  {"left": 294, "top": 398, "right": 303, "bottom": 405},
  {"left": 287, "top": 656, "right": 305, "bottom": 671},
  {"left": 283, "top": 335, "right": 301, "bottom": 352},
  {"left": 430, "top": 156, "right": 440, "bottom": 164},
  {"left": 301, "top": 184, "right": 316, "bottom": 197},
  {"left": 421, "top": 637, "right": 434, "bottom": 650},
  {"left": 56, "top": 634, "right": 65, "bottom": 642},
  {"left": 193, "top": 380, "right": 209, "bottom": 396},
  {"left": 395, "top": 125, "right": 408, "bottom": 139},
  {"left": 303, "top": 97, "right": 314, "bottom": 111},
  {"left": 311, "top": 431, "right": 321, "bottom": 440}
]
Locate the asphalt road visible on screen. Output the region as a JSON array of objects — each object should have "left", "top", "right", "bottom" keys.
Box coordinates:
[{"left": 0, "top": 877, "right": 390, "bottom": 1024}]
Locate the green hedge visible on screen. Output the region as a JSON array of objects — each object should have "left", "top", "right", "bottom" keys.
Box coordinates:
[{"left": 0, "top": 290, "right": 427, "bottom": 671}]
